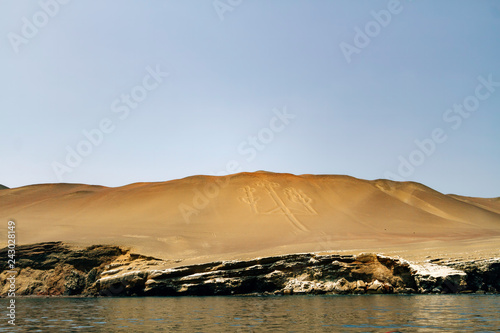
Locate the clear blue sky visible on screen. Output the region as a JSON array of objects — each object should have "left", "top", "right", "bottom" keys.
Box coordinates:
[{"left": 1, "top": 0, "right": 499, "bottom": 197}]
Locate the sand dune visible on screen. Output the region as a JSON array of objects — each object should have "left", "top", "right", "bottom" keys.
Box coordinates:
[{"left": 1, "top": 172, "right": 499, "bottom": 264}]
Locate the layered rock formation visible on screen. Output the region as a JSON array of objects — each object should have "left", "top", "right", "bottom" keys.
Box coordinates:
[
  {"left": 1, "top": 242, "right": 498, "bottom": 297},
  {"left": 0, "top": 242, "right": 124, "bottom": 296}
]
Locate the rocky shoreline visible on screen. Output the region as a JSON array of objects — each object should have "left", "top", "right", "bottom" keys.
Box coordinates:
[{"left": 1, "top": 242, "right": 499, "bottom": 297}]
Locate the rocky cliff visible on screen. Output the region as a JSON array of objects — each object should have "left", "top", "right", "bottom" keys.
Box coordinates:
[
  {"left": 1, "top": 242, "right": 498, "bottom": 297},
  {"left": 0, "top": 242, "right": 124, "bottom": 296}
]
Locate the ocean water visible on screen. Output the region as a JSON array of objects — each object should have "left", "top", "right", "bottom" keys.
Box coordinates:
[{"left": 1, "top": 295, "right": 499, "bottom": 332}]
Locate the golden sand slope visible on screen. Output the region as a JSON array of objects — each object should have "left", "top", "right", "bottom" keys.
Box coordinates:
[{"left": 1, "top": 172, "right": 499, "bottom": 264}]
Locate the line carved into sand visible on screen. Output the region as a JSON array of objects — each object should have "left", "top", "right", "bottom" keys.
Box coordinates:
[{"left": 240, "top": 181, "right": 316, "bottom": 232}]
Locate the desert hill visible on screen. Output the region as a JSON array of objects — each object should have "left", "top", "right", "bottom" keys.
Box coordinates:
[{"left": 1, "top": 172, "right": 499, "bottom": 265}]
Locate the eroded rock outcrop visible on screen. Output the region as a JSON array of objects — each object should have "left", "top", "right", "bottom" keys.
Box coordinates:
[
  {"left": 443, "top": 258, "right": 500, "bottom": 293},
  {"left": 0, "top": 242, "right": 125, "bottom": 296},
  {"left": 1, "top": 243, "right": 499, "bottom": 296},
  {"left": 118, "top": 253, "right": 416, "bottom": 296}
]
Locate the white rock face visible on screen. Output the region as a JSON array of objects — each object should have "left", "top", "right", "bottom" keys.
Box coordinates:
[{"left": 409, "top": 262, "right": 466, "bottom": 278}]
